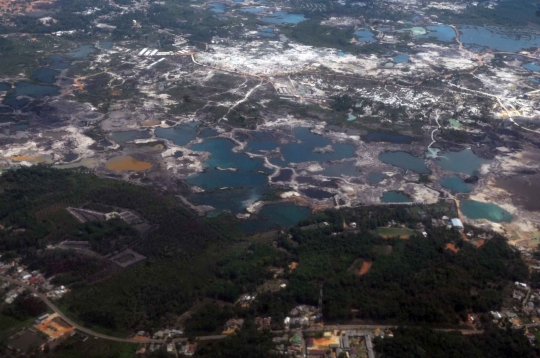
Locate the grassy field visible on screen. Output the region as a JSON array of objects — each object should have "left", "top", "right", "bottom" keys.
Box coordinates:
[
  {"left": 0, "top": 313, "right": 37, "bottom": 341},
  {"left": 376, "top": 227, "right": 416, "bottom": 239},
  {"left": 46, "top": 337, "right": 137, "bottom": 358}
]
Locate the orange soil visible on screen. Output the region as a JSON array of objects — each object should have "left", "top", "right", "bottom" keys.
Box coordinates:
[
  {"left": 0, "top": 0, "right": 56, "bottom": 13},
  {"left": 311, "top": 336, "right": 340, "bottom": 351},
  {"left": 359, "top": 261, "right": 372, "bottom": 276},
  {"left": 74, "top": 78, "right": 84, "bottom": 91},
  {"left": 446, "top": 243, "right": 460, "bottom": 253},
  {"left": 289, "top": 262, "right": 298, "bottom": 272},
  {"left": 35, "top": 314, "right": 74, "bottom": 339},
  {"left": 476, "top": 240, "right": 485, "bottom": 248},
  {"left": 105, "top": 156, "right": 152, "bottom": 172},
  {"left": 141, "top": 119, "right": 161, "bottom": 127},
  {"left": 9, "top": 155, "right": 46, "bottom": 163}
]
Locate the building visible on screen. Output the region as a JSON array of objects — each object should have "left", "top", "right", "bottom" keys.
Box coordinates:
[
  {"left": 451, "top": 218, "right": 464, "bottom": 230},
  {"left": 222, "top": 318, "right": 244, "bottom": 334}
]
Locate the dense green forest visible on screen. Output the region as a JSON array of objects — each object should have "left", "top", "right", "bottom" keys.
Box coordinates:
[
  {"left": 0, "top": 167, "right": 529, "bottom": 334},
  {"left": 375, "top": 326, "right": 539, "bottom": 358},
  {"left": 250, "top": 208, "right": 527, "bottom": 324}
]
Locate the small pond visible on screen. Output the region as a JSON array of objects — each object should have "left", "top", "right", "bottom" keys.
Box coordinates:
[
  {"left": 66, "top": 45, "right": 95, "bottom": 59},
  {"left": 523, "top": 62, "right": 540, "bottom": 72},
  {"left": 110, "top": 130, "right": 151, "bottom": 144},
  {"left": 354, "top": 28, "right": 377, "bottom": 42},
  {"left": 261, "top": 12, "right": 306, "bottom": 25},
  {"left": 381, "top": 191, "right": 412, "bottom": 203},
  {"left": 394, "top": 54, "right": 409, "bottom": 63}
]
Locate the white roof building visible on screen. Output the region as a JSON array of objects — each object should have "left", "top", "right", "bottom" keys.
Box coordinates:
[{"left": 451, "top": 218, "right": 464, "bottom": 229}]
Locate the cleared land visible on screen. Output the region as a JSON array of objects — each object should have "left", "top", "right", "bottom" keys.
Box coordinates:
[
  {"left": 446, "top": 243, "right": 460, "bottom": 253},
  {"left": 376, "top": 227, "right": 416, "bottom": 239}
]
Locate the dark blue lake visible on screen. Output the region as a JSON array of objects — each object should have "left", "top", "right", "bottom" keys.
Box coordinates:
[
  {"left": 321, "top": 160, "right": 360, "bottom": 177},
  {"left": 438, "top": 177, "right": 471, "bottom": 193},
  {"left": 48, "top": 54, "right": 72, "bottom": 70},
  {"left": 367, "top": 172, "right": 386, "bottom": 184},
  {"left": 155, "top": 123, "right": 199, "bottom": 146},
  {"left": 459, "top": 26, "right": 540, "bottom": 52},
  {"left": 434, "top": 149, "right": 490, "bottom": 176},
  {"left": 354, "top": 28, "right": 377, "bottom": 42},
  {"left": 381, "top": 191, "right": 412, "bottom": 203},
  {"left": 270, "top": 127, "right": 356, "bottom": 167},
  {"left": 3, "top": 82, "right": 59, "bottom": 109},
  {"left": 32, "top": 68, "right": 60, "bottom": 84},
  {"left": 362, "top": 131, "right": 412, "bottom": 144},
  {"left": 240, "top": 202, "right": 310, "bottom": 232},
  {"left": 379, "top": 151, "right": 430, "bottom": 174},
  {"left": 110, "top": 130, "right": 151, "bottom": 144},
  {"left": 99, "top": 41, "right": 113, "bottom": 50},
  {"left": 67, "top": 45, "right": 95, "bottom": 59},
  {"left": 186, "top": 138, "right": 271, "bottom": 190}
]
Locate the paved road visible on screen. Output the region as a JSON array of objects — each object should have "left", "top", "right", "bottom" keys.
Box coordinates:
[
  {"left": 0, "top": 275, "right": 226, "bottom": 344},
  {"left": 1, "top": 275, "right": 490, "bottom": 346}
]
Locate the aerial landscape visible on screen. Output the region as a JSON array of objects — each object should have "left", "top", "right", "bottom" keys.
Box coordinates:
[{"left": 1, "top": 0, "right": 540, "bottom": 356}]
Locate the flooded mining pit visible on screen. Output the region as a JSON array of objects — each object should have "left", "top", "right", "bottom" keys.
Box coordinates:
[{"left": 0, "top": 35, "right": 537, "bottom": 236}]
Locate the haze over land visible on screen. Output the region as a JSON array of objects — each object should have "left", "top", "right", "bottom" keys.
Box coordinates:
[{"left": 1, "top": 0, "right": 540, "bottom": 356}]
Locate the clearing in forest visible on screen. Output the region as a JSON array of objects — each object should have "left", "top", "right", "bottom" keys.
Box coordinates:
[
  {"left": 445, "top": 243, "right": 460, "bottom": 253},
  {"left": 359, "top": 261, "right": 373, "bottom": 275},
  {"left": 376, "top": 227, "right": 415, "bottom": 239}
]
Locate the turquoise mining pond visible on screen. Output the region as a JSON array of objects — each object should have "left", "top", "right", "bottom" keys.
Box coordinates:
[
  {"left": 417, "top": 25, "right": 456, "bottom": 42},
  {"left": 261, "top": 12, "right": 305, "bottom": 24},
  {"left": 460, "top": 200, "right": 513, "bottom": 223},
  {"left": 433, "top": 149, "right": 490, "bottom": 176}
]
